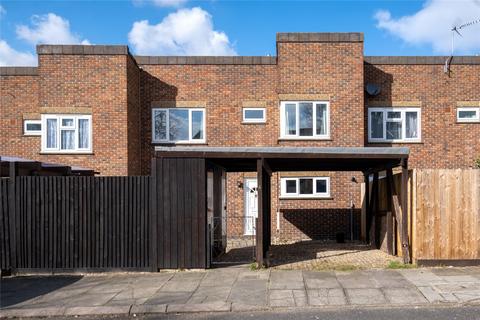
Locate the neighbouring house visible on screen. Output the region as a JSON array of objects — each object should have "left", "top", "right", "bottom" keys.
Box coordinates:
[{"left": 1, "top": 32, "right": 479, "bottom": 247}]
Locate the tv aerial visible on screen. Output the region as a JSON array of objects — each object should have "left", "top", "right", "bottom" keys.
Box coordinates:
[{"left": 444, "top": 18, "right": 480, "bottom": 74}]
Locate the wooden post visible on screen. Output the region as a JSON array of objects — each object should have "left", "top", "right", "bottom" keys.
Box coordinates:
[
  {"left": 368, "top": 172, "right": 379, "bottom": 248},
  {"left": 386, "top": 169, "right": 394, "bottom": 255},
  {"left": 149, "top": 158, "right": 158, "bottom": 272},
  {"left": 401, "top": 159, "right": 411, "bottom": 264},
  {"left": 363, "top": 172, "right": 370, "bottom": 243},
  {"left": 8, "top": 162, "right": 17, "bottom": 270},
  {"left": 256, "top": 159, "right": 264, "bottom": 267}
]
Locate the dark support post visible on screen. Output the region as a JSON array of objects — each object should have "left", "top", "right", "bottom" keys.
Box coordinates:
[
  {"left": 368, "top": 172, "right": 379, "bottom": 248},
  {"left": 256, "top": 159, "right": 264, "bottom": 267},
  {"left": 8, "top": 162, "right": 17, "bottom": 269},
  {"left": 401, "top": 159, "right": 411, "bottom": 264},
  {"left": 363, "top": 172, "right": 370, "bottom": 243},
  {"left": 149, "top": 158, "right": 158, "bottom": 272},
  {"left": 386, "top": 169, "right": 394, "bottom": 255}
]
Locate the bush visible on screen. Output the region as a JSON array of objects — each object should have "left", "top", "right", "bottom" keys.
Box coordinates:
[{"left": 475, "top": 158, "right": 480, "bottom": 168}]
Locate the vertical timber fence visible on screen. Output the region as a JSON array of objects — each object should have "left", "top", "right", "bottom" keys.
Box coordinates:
[{"left": 1, "top": 176, "right": 151, "bottom": 272}]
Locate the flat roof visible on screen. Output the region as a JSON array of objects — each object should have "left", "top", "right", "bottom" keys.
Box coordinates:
[{"left": 155, "top": 146, "right": 409, "bottom": 172}]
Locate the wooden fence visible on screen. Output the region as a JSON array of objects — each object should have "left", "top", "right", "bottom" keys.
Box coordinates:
[
  {"left": 0, "top": 178, "right": 11, "bottom": 270},
  {"left": 1, "top": 176, "right": 151, "bottom": 271},
  {"left": 373, "top": 169, "right": 480, "bottom": 263}
]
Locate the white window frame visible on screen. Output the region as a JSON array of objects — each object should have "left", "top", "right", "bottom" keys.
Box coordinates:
[
  {"left": 23, "top": 120, "right": 42, "bottom": 136},
  {"left": 242, "top": 107, "right": 266, "bottom": 123},
  {"left": 280, "top": 177, "right": 330, "bottom": 199},
  {"left": 457, "top": 107, "right": 480, "bottom": 123},
  {"left": 41, "top": 114, "right": 92, "bottom": 153},
  {"left": 151, "top": 108, "right": 206, "bottom": 144},
  {"left": 279, "top": 101, "right": 330, "bottom": 139},
  {"left": 368, "top": 107, "right": 421, "bottom": 143}
]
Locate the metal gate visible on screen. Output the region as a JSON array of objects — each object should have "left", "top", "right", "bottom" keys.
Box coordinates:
[{"left": 209, "top": 214, "right": 256, "bottom": 265}]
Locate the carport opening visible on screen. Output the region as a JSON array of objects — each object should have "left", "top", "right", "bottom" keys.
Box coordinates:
[{"left": 155, "top": 146, "right": 411, "bottom": 268}]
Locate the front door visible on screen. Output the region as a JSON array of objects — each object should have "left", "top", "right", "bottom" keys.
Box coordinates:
[{"left": 244, "top": 179, "right": 258, "bottom": 235}]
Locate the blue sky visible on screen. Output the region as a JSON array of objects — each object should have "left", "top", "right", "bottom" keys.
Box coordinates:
[{"left": 1, "top": 0, "right": 479, "bottom": 66}]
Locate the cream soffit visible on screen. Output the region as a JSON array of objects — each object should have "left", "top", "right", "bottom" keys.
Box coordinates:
[
  {"left": 278, "top": 94, "right": 331, "bottom": 101},
  {"left": 151, "top": 101, "right": 207, "bottom": 108},
  {"left": 39, "top": 107, "right": 92, "bottom": 114},
  {"left": 367, "top": 101, "right": 422, "bottom": 107},
  {"left": 22, "top": 113, "right": 41, "bottom": 120},
  {"left": 242, "top": 101, "right": 267, "bottom": 108}
]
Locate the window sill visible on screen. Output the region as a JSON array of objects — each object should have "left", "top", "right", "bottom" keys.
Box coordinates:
[
  {"left": 368, "top": 141, "right": 423, "bottom": 144},
  {"left": 241, "top": 121, "right": 266, "bottom": 125},
  {"left": 39, "top": 151, "right": 94, "bottom": 155},
  {"left": 278, "top": 137, "right": 331, "bottom": 141},
  {"left": 279, "top": 196, "right": 333, "bottom": 200},
  {"left": 152, "top": 142, "right": 208, "bottom": 146},
  {"left": 456, "top": 121, "right": 480, "bottom": 124}
]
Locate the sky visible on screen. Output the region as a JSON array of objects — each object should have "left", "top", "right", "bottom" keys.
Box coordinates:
[{"left": 0, "top": 0, "right": 479, "bottom": 66}]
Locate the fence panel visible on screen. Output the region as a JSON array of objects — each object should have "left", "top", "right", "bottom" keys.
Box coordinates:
[
  {"left": 414, "top": 169, "right": 480, "bottom": 260},
  {"left": 13, "top": 176, "right": 150, "bottom": 271},
  {"left": 0, "top": 178, "right": 11, "bottom": 270}
]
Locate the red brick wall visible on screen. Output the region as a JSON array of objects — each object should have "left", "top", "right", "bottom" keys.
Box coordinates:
[
  {"left": 127, "top": 54, "right": 142, "bottom": 175},
  {"left": 365, "top": 63, "right": 480, "bottom": 169}
]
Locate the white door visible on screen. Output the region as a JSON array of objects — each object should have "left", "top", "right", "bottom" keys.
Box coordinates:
[{"left": 244, "top": 179, "right": 258, "bottom": 235}]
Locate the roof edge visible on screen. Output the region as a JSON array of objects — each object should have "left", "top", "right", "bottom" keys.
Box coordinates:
[
  {"left": 0, "top": 67, "right": 38, "bottom": 76},
  {"left": 365, "top": 56, "right": 480, "bottom": 65},
  {"left": 135, "top": 56, "right": 277, "bottom": 65},
  {"left": 277, "top": 32, "right": 364, "bottom": 43},
  {"left": 37, "top": 44, "right": 129, "bottom": 55}
]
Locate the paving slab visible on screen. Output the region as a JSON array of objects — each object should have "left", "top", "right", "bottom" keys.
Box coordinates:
[
  {"left": 416, "top": 286, "right": 445, "bottom": 303},
  {"left": 397, "top": 269, "right": 445, "bottom": 286},
  {"left": 307, "top": 288, "right": 346, "bottom": 306},
  {"left": 144, "top": 291, "right": 193, "bottom": 305},
  {"left": 336, "top": 271, "right": 377, "bottom": 289},
  {"left": 383, "top": 287, "right": 428, "bottom": 304},
  {"left": 303, "top": 271, "right": 341, "bottom": 289},
  {"left": 0, "top": 307, "right": 66, "bottom": 318},
  {"left": 64, "top": 306, "right": 130, "bottom": 316},
  {"left": 130, "top": 304, "right": 167, "bottom": 315},
  {"left": 367, "top": 270, "right": 413, "bottom": 288},
  {"left": 200, "top": 270, "right": 238, "bottom": 287},
  {"left": 345, "top": 288, "right": 387, "bottom": 305},
  {"left": 187, "top": 286, "right": 231, "bottom": 304},
  {"left": 228, "top": 276, "right": 268, "bottom": 306},
  {"left": 269, "top": 270, "right": 304, "bottom": 290},
  {"left": 167, "top": 302, "right": 231, "bottom": 313},
  {"left": 159, "top": 272, "right": 205, "bottom": 292},
  {"left": 269, "top": 290, "right": 295, "bottom": 307}
]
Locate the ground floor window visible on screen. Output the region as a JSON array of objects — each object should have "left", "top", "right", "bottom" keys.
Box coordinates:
[
  {"left": 368, "top": 107, "right": 421, "bottom": 143},
  {"left": 457, "top": 107, "right": 480, "bottom": 123},
  {"left": 280, "top": 177, "right": 330, "bottom": 198},
  {"left": 152, "top": 108, "right": 206, "bottom": 143},
  {"left": 41, "top": 115, "right": 92, "bottom": 153}
]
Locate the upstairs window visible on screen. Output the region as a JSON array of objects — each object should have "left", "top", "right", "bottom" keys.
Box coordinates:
[
  {"left": 368, "top": 108, "right": 421, "bottom": 143},
  {"left": 243, "top": 108, "right": 266, "bottom": 123},
  {"left": 152, "top": 108, "right": 205, "bottom": 143},
  {"left": 280, "top": 101, "right": 329, "bottom": 139},
  {"left": 280, "top": 177, "right": 330, "bottom": 198},
  {"left": 457, "top": 107, "right": 480, "bottom": 123},
  {"left": 41, "top": 115, "right": 92, "bottom": 152},
  {"left": 24, "top": 120, "right": 42, "bottom": 136}
]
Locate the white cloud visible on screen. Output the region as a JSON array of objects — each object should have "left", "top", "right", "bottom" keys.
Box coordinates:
[
  {"left": 16, "top": 13, "right": 90, "bottom": 45},
  {"left": 374, "top": 0, "right": 480, "bottom": 54},
  {"left": 0, "top": 5, "right": 6, "bottom": 17},
  {"left": 128, "top": 7, "right": 237, "bottom": 56},
  {"left": 133, "top": 0, "right": 188, "bottom": 7},
  {"left": 0, "top": 40, "right": 37, "bottom": 66}
]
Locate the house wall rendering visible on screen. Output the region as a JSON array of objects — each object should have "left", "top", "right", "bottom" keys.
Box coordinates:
[{"left": 1, "top": 32, "right": 479, "bottom": 243}]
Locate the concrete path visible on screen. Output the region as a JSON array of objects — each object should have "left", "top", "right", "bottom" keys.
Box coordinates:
[{"left": 1, "top": 267, "right": 480, "bottom": 318}]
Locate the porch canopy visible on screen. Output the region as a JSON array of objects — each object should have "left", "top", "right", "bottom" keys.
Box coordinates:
[{"left": 154, "top": 146, "right": 411, "bottom": 265}]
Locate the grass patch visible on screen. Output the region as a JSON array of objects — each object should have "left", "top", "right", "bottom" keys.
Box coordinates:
[
  {"left": 249, "top": 262, "right": 266, "bottom": 271},
  {"left": 387, "top": 260, "right": 417, "bottom": 269}
]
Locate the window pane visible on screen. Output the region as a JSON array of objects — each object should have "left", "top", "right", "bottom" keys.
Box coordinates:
[
  {"left": 386, "top": 121, "right": 402, "bottom": 140},
  {"left": 299, "top": 102, "right": 313, "bottom": 136},
  {"left": 458, "top": 110, "right": 477, "bottom": 119},
  {"left": 405, "top": 112, "right": 418, "bottom": 138},
  {"left": 285, "top": 104, "right": 296, "bottom": 135},
  {"left": 191, "top": 110, "right": 204, "bottom": 140},
  {"left": 78, "top": 119, "right": 90, "bottom": 149},
  {"left": 154, "top": 110, "right": 167, "bottom": 141},
  {"left": 62, "top": 118, "right": 74, "bottom": 127},
  {"left": 387, "top": 111, "right": 401, "bottom": 119},
  {"left": 370, "top": 112, "right": 383, "bottom": 139},
  {"left": 46, "top": 119, "right": 57, "bottom": 148},
  {"left": 299, "top": 178, "right": 313, "bottom": 194},
  {"left": 316, "top": 179, "right": 327, "bottom": 193},
  {"left": 169, "top": 109, "right": 189, "bottom": 141},
  {"left": 244, "top": 109, "right": 264, "bottom": 120},
  {"left": 285, "top": 180, "right": 296, "bottom": 193},
  {"left": 61, "top": 130, "right": 75, "bottom": 150},
  {"left": 26, "top": 123, "right": 41, "bottom": 131},
  {"left": 316, "top": 104, "right": 327, "bottom": 135}
]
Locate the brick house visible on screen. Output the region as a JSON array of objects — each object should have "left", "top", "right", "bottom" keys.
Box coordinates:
[{"left": 1, "top": 32, "right": 479, "bottom": 244}]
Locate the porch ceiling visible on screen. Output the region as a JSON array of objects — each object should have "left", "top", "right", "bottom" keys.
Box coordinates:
[{"left": 154, "top": 146, "right": 409, "bottom": 172}]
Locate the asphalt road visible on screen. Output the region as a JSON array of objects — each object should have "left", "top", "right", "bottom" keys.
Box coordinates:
[{"left": 22, "top": 305, "right": 480, "bottom": 320}]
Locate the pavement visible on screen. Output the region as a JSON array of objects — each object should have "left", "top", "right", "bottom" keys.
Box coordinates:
[{"left": 1, "top": 266, "right": 480, "bottom": 318}]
